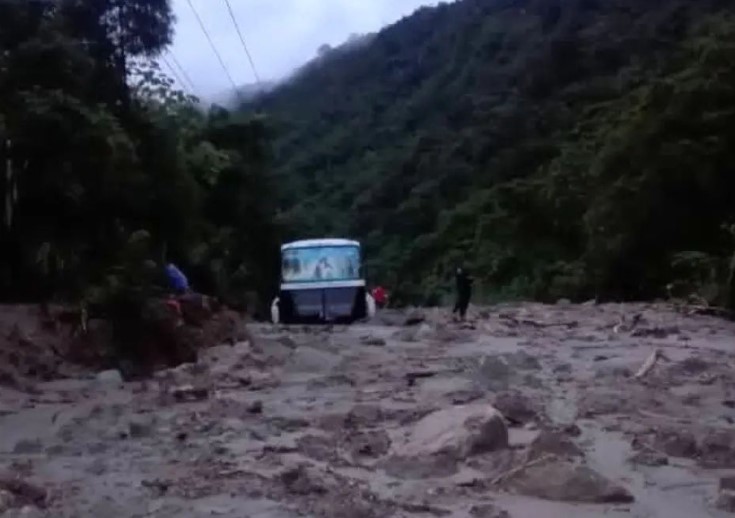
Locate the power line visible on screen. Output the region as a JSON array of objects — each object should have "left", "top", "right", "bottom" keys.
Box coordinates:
[
  {"left": 168, "top": 51, "right": 198, "bottom": 95},
  {"left": 224, "top": 0, "right": 262, "bottom": 85},
  {"left": 185, "top": 0, "right": 239, "bottom": 92},
  {"left": 160, "top": 54, "right": 191, "bottom": 95}
]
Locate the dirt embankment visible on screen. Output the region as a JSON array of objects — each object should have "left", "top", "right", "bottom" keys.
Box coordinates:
[
  {"left": 1, "top": 302, "right": 735, "bottom": 517},
  {"left": 0, "top": 298, "right": 251, "bottom": 388}
]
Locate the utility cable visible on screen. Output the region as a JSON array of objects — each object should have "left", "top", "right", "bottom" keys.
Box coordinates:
[
  {"left": 168, "top": 50, "right": 198, "bottom": 95},
  {"left": 224, "top": 0, "right": 262, "bottom": 85},
  {"left": 160, "top": 54, "right": 191, "bottom": 95},
  {"left": 185, "top": 0, "right": 239, "bottom": 92}
]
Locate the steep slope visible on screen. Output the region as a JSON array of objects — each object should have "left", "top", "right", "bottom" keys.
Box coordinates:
[{"left": 248, "top": 0, "right": 735, "bottom": 305}]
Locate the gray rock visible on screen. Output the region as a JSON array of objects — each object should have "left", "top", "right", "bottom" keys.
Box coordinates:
[
  {"left": 279, "top": 465, "right": 326, "bottom": 496},
  {"left": 381, "top": 454, "right": 459, "bottom": 480},
  {"left": 503, "top": 351, "right": 542, "bottom": 371},
  {"left": 523, "top": 374, "right": 544, "bottom": 389},
  {"left": 416, "top": 323, "right": 435, "bottom": 341},
  {"left": 0, "top": 490, "right": 15, "bottom": 513},
  {"left": 528, "top": 431, "right": 584, "bottom": 461},
  {"left": 248, "top": 400, "right": 264, "bottom": 414},
  {"left": 12, "top": 439, "right": 43, "bottom": 455},
  {"left": 716, "top": 490, "right": 735, "bottom": 513},
  {"left": 629, "top": 449, "right": 668, "bottom": 467},
  {"left": 470, "top": 504, "right": 511, "bottom": 518},
  {"left": 503, "top": 460, "right": 634, "bottom": 504},
  {"left": 392, "top": 328, "right": 418, "bottom": 342},
  {"left": 277, "top": 336, "right": 297, "bottom": 349},
  {"left": 360, "top": 335, "right": 386, "bottom": 346},
  {"left": 653, "top": 428, "right": 698, "bottom": 459},
  {"left": 474, "top": 356, "right": 511, "bottom": 391},
  {"left": 397, "top": 404, "right": 508, "bottom": 460},
  {"left": 44, "top": 445, "right": 64, "bottom": 456},
  {"left": 594, "top": 362, "right": 633, "bottom": 379},
  {"left": 85, "top": 458, "right": 107, "bottom": 476},
  {"left": 95, "top": 369, "right": 123, "bottom": 386},
  {"left": 348, "top": 430, "right": 391, "bottom": 458},
  {"left": 700, "top": 429, "right": 735, "bottom": 468},
  {"left": 579, "top": 391, "right": 631, "bottom": 417},
  {"left": 170, "top": 384, "right": 210, "bottom": 402},
  {"left": 285, "top": 346, "right": 339, "bottom": 374},
  {"left": 553, "top": 363, "right": 572, "bottom": 374},
  {"left": 14, "top": 506, "right": 44, "bottom": 518},
  {"left": 493, "top": 391, "right": 538, "bottom": 425},
  {"left": 721, "top": 477, "right": 735, "bottom": 492},
  {"left": 345, "top": 405, "right": 383, "bottom": 428},
  {"left": 128, "top": 416, "right": 154, "bottom": 438},
  {"left": 86, "top": 499, "right": 136, "bottom": 518}
]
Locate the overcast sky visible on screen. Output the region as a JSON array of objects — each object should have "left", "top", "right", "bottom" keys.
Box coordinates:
[{"left": 168, "top": 0, "right": 447, "bottom": 99}]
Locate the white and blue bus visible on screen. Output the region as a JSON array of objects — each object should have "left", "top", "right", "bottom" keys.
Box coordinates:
[{"left": 270, "top": 238, "right": 376, "bottom": 324}]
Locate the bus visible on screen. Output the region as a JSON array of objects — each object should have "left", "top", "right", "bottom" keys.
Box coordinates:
[{"left": 270, "top": 238, "right": 376, "bottom": 324}]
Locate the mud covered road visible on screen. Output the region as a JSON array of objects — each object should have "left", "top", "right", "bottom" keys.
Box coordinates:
[{"left": 2, "top": 303, "right": 735, "bottom": 517}]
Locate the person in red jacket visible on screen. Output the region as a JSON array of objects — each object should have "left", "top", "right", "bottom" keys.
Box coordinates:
[{"left": 372, "top": 285, "right": 388, "bottom": 309}]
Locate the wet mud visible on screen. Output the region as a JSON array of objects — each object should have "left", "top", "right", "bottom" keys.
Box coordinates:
[{"left": 2, "top": 302, "right": 735, "bottom": 517}]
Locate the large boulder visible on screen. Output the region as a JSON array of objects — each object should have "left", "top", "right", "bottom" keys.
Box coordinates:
[
  {"left": 699, "top": 429, "right": 735, "bottom": 468},
  {"left": 397, "top": 404, "right": 508, "bottom": 459},
  {"left": 527, "top": 431, "right": 584, "bottom": 461},
  {"left": 717, "top": 477, "right": 735, "bottom": 512},
  {"left": 653, "top": 428, "right": 698, "bottom": 459},
  {"left": 493, "top": 391, "right": 539, "bottom": 425},
  {"left": 95, "top": 369, "right": 123, "bottom": 386},
  {"left": 502, "top": 460, "right": 634, "bottom": 504},
  {"left": 0, "top": 474, "right": 47, "bottom": 509},
  {"left": 473, "top": 356, "right": 512, "bottom": 391}
]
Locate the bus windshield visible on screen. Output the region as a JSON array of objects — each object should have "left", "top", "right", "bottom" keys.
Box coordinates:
[{"left": 281, "top": 245, "right": 360, "bottom": 283}]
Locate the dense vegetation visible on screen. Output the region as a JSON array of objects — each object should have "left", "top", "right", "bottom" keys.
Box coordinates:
[
  {"left": 251, "top": 0, "right": 735, "bottom": 307},
  {"left": 0, "top": 0, "right": 280, "bottom": 314}
]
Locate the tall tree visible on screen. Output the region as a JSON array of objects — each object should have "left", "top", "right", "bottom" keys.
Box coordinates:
[{"left": 58, "top": 0, "right": 174, "bottom": 106}]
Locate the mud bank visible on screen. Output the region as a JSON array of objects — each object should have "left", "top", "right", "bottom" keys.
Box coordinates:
[{"left": 1, "top": 302, "right": 735, "bottom": 517}]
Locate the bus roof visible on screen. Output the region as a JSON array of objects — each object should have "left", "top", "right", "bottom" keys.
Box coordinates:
[{"left": 281, "top": 238, "right": 360, "bottom": 251}]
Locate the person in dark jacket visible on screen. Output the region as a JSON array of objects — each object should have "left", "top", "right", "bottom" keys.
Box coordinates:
[{"left": 452, "top": 266, "right": 473, "bottom": 321}]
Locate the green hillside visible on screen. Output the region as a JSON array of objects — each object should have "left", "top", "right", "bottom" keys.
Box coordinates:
[{"left": 249, "top": 0, "right": 735, "bottom": 306}]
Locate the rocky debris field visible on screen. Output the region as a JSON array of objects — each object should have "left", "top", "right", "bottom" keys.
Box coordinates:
[{"left": 1, "top": 302, "right": 735, "bottom": 517}]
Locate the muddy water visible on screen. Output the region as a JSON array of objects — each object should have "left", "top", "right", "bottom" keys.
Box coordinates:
[{"left": 1, "top": 303, "right": 735, "bottom": 517}]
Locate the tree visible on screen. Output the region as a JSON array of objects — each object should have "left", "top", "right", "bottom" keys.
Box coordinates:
[
  {"left": 0, "top": 0, "right": 280, "bottom": 315},
  {"left": 58, "top": 0, "right": 174, "bottom": 106}
]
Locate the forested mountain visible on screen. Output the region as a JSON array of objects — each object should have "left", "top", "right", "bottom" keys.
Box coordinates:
[
  {"left": 0, "top": 0, "right": 280, "bottom": 311},
  {"left": 213, "top": 81, "right": 277, "bottom": 108},
  {"left": 249, "top": 0, "right": 735, "bottom": 306}
]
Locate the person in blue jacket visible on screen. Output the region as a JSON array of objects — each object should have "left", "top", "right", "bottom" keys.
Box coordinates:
[{"left": 165, "top": 263, "right": 190, "bottom": 294}]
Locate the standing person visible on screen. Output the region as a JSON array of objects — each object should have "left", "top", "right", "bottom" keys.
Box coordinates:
[
  {"left": 372, "top": 285, "right": 388, "bottom": 309},
  {"left": 452, "top": 266, "right": 473, "bottom": 321}
]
